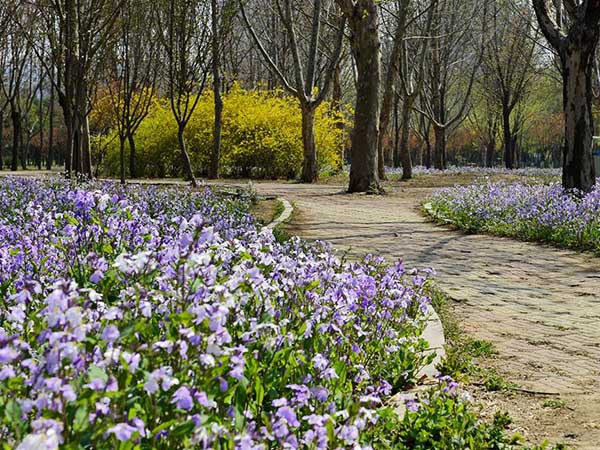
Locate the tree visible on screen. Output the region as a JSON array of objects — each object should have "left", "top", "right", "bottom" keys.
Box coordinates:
[
  {"left": 105, "top": 0, "right": 159, "bottom": 183},
  {"left": 484, "top": 0, "right": 536, "bottom": 169},
  {"left": 533, "top": 0, "right": 600, "bottom": 192},
  {"left": 34, "top": 0, "right": 121, "bottom": 178},
  {"left": 418, "top": 0, "right": 486, "bottom": 170},
  {"left": 395, "top": 0, "right": 436, "bottom": 179},
  {"left": 209, "top": 0, "right": 236, "bottom": 179},
  {"left": 156, "top": 0, "right": 211, "bottom": 187},
  {"left": 0, "top": 11, "right": 31, "bottom": 171},
  {"left": 335, "top": 0, "right": 382, "bottom": 193},
  {"left": 377, "top": 0, "right": 411, "bottom": 180},
  {"left": 241, "top": 0, "right": 346, "bottom": 183}
]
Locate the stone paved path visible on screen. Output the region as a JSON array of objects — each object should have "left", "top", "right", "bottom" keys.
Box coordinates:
[{"left": 251, "top": 181, "right": 600, "bottom": 449}]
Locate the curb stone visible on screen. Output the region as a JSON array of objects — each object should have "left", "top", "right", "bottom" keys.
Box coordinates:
[
  {"left": 267, "top": 198, "right": 293, "bottom": 229},
  {"left": 392, "top": 306, "right": 447, "bottom": 418}
]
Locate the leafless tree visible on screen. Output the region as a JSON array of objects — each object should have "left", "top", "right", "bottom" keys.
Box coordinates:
[
  {"left": 156, "top": 0, "right": 211, "bottom": 187},
  {"left": 105, "top": 0, "right": 159, "bottom": 183},
  {"left": 241, "top": 0, "right": 346, "bottom": 182}
]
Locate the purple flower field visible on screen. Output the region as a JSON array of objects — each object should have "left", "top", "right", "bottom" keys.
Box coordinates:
[
  {"left": 0, "top": 177, "right": 437, "bottom": 449},
  {"left": 427, "top": 181, "right": 600, "bottom": 252}
]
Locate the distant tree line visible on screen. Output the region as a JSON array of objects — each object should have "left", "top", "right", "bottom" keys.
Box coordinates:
[{"left": 0, "top": 0, "right": 599, "bottom": 192}]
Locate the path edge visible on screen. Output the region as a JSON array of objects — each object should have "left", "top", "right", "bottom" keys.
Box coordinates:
[{"left": 267, "top": 198, "right": 293, "bottom": 229}]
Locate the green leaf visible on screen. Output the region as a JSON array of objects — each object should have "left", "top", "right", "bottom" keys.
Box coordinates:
[
  {"left": 88, "top": 365, "right": 109, "bottom": 384},
  {"left": 74, "top": 406, "right": 89, "bottom": 432}
]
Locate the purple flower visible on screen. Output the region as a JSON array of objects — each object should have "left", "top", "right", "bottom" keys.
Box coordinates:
[
  {"left": 107, "top": 423, "right": 138, "bottom": 441},
  {"left": 276, "top": 406, "right": 300, "bottom": 427},
  {"left": 0, "top": 347, "right": 18, "bottom": 363},
  {"left": 101, "top": 325, "right": 120, "bottom": 343},
  {"left": 172, "top": 386, "right": 193, "bottom": 410}
]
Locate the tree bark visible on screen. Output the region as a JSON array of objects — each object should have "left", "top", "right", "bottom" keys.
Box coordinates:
[
  {"left": 128, "top": 133, "right": 137, "bottom": 179},
  {"left": 399, "top": 96, "right": 412, "bottom": 180},
  {"left": 10, "top": 106, "right": 20, "bottom": 172},
  {"left": 532, "top": 0, "right": 599, "bottom": 192},
  {"left": 119, "top": 135, "right": 126, "bottom": 184},
  {"left": 346, "top": 0, "right": 382, "bottom": 193},
  {"left": 47, "top": 80, "right": 54, "bottom": 171},
  {"left": 561, "top": 46, "right": 596, "bottom": 192},
  {"left": 82, "top": 115, "right": 92, "bottom": 178},
  {"left": 209, "top": 0, "right": 222, "bottom": 180},
  {"left": 502, "top": 106, "right": 513, "bottom": 169},
  {"left": 300, "top": 103, "right": 318, "bottom": 182},
  {"left": 485, "top": 139, "right": 495, "bottom": 168},
  {"left": 178, "top": 125, "right": 197, "bottom": 187},
  {"left": 433, "top": 125, "right": 446, "bottom": 170}
]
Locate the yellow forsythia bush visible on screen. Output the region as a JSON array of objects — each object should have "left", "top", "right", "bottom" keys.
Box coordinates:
[{"left": 97, "top": 85, "right": 346, "bottom": 179}]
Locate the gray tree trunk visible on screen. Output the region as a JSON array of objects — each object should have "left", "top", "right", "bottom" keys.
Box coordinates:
[
  {"left": 399, "top": 97, "right": 412, "bottom": 180},
  {"left": 300, "top": 103, "right": 318, "bottom": 182},
  {"left": 561, "top": 47, "right": 596, "bottom": 192},
  {"left": 209, "top": 0, "right": 222, "bottom": 180},
  {"left": 178, "top": 125, "right": 197, "bottom": 187},
  {"left": 128, "top": 132, "right": 137, "bottom": 179},
  {"left": 119, "top": 135, "right": 126, "bottom": 184},
  {"left": 346, "top": 0, "right": 382, "bottom": 193}
]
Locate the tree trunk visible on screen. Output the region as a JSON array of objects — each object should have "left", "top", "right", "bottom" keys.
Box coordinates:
[
  {"left": 128, "top": 132, "right": 137, "bottom": 179},
  {"left": 82, "top": 116, "right": 92, "bottom": 178},
  {"left": 119, "top": 135, "right": 126, "bottom": 184},
  {"left": 561, "top": 47, "right": 596, "bottom": 192},
  {"left": 347, "top": 1, "right": 381, "bottom": 193},
  {"left": 300, "top": 103, "right": 318, "bottom": 183},
  {"left": 10, "top": 107, "right": 20, "bottom": 172},
  {"left": 393, "top": 95, "right": 401, "bottom": 167},
  {"left": 502, "top": 106, "right": 513, "bottom": 169},
  {"left": 209, "top": 0, "right": 222, "bottom": 180},
  {"left": 424, "top": 126, "right": 432, "bottom": 169},
  {"left": 399, "top": 97, "right": 412, "bottom": 180},
  {"left": 178, "top": 125, "right": 197, "bottom": 187},
  {"left": 47, "top": 81, "right": 54, "bottom": 171},
  {"left": 486, "top": 139, "right": 495, "bottom": 168},
  {"left": 433, "top": 125, "right": 446, "bottom": 170}
]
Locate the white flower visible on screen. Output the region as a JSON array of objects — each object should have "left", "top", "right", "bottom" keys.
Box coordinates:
[{"left": 17, "top": 429, "right": 59, "bottom": 450}]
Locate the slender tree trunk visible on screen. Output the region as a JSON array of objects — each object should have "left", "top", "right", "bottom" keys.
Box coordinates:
[
  {"left": 347, "top": 2, "right": 381, "bottom": 193},
  {"left": 433, "top": 125, "right": 446, "bottom": 170},
  {"left": 178, "top": 124, "right": 197, "bottom": 187},
  {"left": 47, "top": 81, "right": 54, "bottom": 171},
  {"left": 11, "top": 107, "right": 20, "bottom": 172},
  {"left": 393, "top": 95, "right": 401, "bottom": 167},
  {"left": 82, "top": 116, "right": 92, "bottom": 177},
  {"left": 424, "top": 135, "right": 432, "bottom": 169},
  {"left": 119, "top": 135, "right": 126, "bottom": 184},
  {"left": 561, "top": 47, "right": 596, "bottom": 192},
  {"left": 502, "top": 106, "right": 513, "bottom": 169},
  {"left": 38, "top": 65, "right": 44, "bottom": 170},
  {"left": 128, "top": 132, "right": 137, "bottom": 179},
  {"left": 486, "top": 139, "right": 495, "bottom": 167},
  {"left": 300, "top": 103, "right": 318, "bottom": 182},
  {"left": 400, "top": 97, "right": 412, "bottom": 180},
  {"left": 209, "top": 0, "right": 222, "bottom": 180}
]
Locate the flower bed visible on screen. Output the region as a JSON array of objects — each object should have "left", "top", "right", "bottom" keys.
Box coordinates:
[
  {"left": 426, "top": 181, "right": 600, "bottom": 253},
  {"left": 0, "top": 177, "right": 439, "bottom": 449}
]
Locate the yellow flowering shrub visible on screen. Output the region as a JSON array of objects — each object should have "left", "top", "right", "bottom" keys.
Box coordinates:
[{"left": 97, "top": 85, "right": 346, "bottom": 179}]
